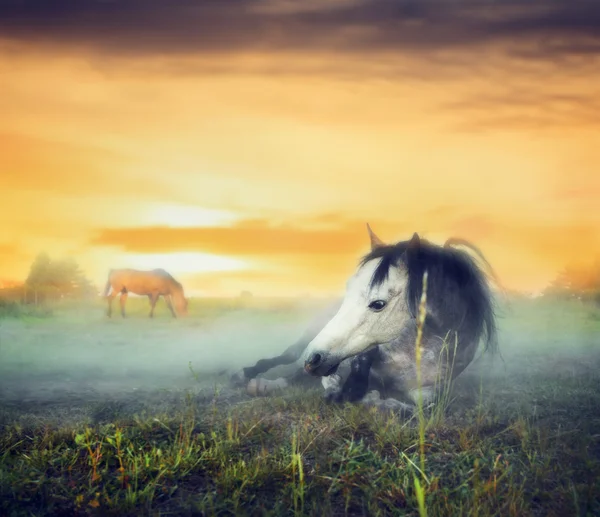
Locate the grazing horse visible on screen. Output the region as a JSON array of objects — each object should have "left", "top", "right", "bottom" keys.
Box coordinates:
[
  {"left": 232, "top": 224, "right": 498, "bottom": 412},
  {"left": 103, "top": 268, "right": 189, "bottom": 318}
]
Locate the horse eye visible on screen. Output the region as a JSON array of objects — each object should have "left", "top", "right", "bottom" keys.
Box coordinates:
[{"left": 368, "top": 300, "right": 387, "bottom": 311}]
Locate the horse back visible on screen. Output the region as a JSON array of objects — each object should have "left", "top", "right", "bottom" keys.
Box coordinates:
[{"left": 107, "top": 268, "right": 177, "bottom": 295}]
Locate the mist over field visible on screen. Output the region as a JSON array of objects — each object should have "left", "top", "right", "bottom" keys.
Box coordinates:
[
  {"left": 1, "top": 294, "right": 599, "bottom": 423},
  {"left": 2, "top": 298, "right": 311, "bottom": 378},
  {"left": 0, "top": 296, "right": 332, "bottom": 419},
  {"left": 1, "top": 293, "right": 599, "bottom": 515}
]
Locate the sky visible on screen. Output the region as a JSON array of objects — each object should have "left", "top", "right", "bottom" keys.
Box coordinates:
[{"left": 1, "top": 0, "right": 599, "bottom": 297}]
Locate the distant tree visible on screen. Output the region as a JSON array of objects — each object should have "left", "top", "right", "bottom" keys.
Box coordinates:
[
  {"left": 543, "top": 261, "right": 600, "bottom": 303},
  {"left": 25, "top": 252, "right": 52, "bottom": 305},
  {"left": 25, "top": 253, "right": 97, "bottom": 304}
]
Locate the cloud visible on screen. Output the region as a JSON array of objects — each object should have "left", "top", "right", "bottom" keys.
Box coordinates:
[
  {"left": 89, "top": 217, "right": 412, "bottom": 256},
  {"left": 2, "top": 2, "right": 599, "bottom": 134},
  {"left": 89, "top": 211, "right": 600, "bottom": 268},
  {"left": 0, "top": 0, "right": 598, "bottom": 66},
  {"left": 443, "top": 90, "right": 600, "bottom": 131},
  {"left": 3, "top": 0, "right": 598, "bottom": 135},
  {"left": 86, "top": 212, "right": 600, "bottom": 295}
]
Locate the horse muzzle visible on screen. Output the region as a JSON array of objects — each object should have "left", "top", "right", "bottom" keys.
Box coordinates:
[{"left": 304, "top": 352, "right": 339, "bottom": 376}]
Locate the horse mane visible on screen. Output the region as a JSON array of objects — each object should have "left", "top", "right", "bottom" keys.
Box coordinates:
[{"left": 359, "top": 236, "right": 498, "bottom": 356}]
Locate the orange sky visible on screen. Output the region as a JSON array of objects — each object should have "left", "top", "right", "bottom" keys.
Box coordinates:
[{"left": 1, "top": 1, "right": 599, "bottom": 296}]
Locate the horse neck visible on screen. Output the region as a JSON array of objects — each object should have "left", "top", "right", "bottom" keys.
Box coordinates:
[{"left": 170, "top": 284, "right": 184, "bottom": 302}]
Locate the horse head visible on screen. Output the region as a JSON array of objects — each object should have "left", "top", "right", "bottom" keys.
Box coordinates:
[
  {"left": 302, "top": 224, "right": 497, "bottom": 378},
  {"left": 176, "top": 294, "right": 189, "bottom": 316},
  {"left": 302, "top": 224, "right": 419, "bottom": 376}
]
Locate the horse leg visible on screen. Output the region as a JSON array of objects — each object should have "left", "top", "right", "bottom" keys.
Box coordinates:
[
  {"left": 119, "top": 291, "right": 128, "bottom": 318},
  {"left": 165, "top": 295, "right": 177, "bottom": 318},
  {"left": 359, "top": 332, "right": 448, "bottom": 416},
  {"left": 230, "top": 335, "right": 308, "bottom": 388},
  {"left": 236, "top": 341, "right": 330, "bottom": 397},
  {"left": 245, "top": 366, "right": 317, "bottom": 396},
  {"left": 232, "top": 300, "right": 344, "bottom": 390},
  {"left": 324, "top": 346, "right": 380, "bottom": 404},
  {"left": 247, "top": 356, "right": 357, "bottom": 399},
  {"left": 356, "top": 386, "right": 433, "bottom": 416},
  {"left": 149, "top": 293, "right": 159, "bottom": 318},
  {"left": 106, "top": 292, "right": 117, "bottom": 318},
  {"left": 360, "top": 391, "right": 415, "bottom": 415}
]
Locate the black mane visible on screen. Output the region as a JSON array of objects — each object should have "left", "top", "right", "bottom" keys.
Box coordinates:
[{"left": 360, "top": 237, "right": 498, "bottom": 355}]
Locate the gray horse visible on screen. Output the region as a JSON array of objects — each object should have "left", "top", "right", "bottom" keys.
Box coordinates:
[{"left": 232, "top": 225, "right": 498, "bottom": 412}]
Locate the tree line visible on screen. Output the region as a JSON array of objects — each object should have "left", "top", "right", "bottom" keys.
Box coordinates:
[{"left": 1, "top": 251, "right": 600, "bottom": 306}]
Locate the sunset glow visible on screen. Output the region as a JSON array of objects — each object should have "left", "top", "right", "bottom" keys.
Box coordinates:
[
  {"left": 123, "top": 252, "right": 248, "bottom": 275},
  {"left": 1, "top": 1, "right": 599, "bottom": 296},
  {"left": 142, "top": 205, "right": 240, "bottom": 229}
]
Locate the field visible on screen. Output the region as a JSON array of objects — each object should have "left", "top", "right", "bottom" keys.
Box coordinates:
[{"left": 1, "top": 295, "right": 600, "bottom": 516}]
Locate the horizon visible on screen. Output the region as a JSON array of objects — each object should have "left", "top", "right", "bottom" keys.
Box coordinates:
[
  {"left": 0, "top": 258, "right": 553, "bottom": 300},
  {"left": 1, "top": 1, "right": 599, "bottom": 297}
]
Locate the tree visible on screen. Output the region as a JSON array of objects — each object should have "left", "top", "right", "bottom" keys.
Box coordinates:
[
  {"left": 25, "top": 252, "right": 52, "bottom": 305},
  {"left": 25, "top": 253, "right": 97, "bottom": 304},
  {"left": 544, "top": 261, "right": 600, "bottom": 302}
]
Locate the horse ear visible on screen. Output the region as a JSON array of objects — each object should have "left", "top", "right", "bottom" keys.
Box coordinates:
[
  {"left": 408, "top": 232, "right": 420, "bottom": 250},
  {"left": 366, "top": 223, "right": 385, "bottom": 250}
]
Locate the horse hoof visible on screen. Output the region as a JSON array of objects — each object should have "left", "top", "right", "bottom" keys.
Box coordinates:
[
  {"left": 361, "top": 390, "right": 382, "bottom": 405},
  {"left": 321, "top": 373, "right": 342, "bottom": 391},
  {"left": 246, "top": 378, "right": 288, "bottom": 397},
  {"left": 246, "top": 379, "right": 260, "bottom": 396}
]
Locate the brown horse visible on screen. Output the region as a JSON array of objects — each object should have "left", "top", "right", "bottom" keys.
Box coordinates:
[{"left": 103, "top": 268, "right": 189, "bottom": 318}]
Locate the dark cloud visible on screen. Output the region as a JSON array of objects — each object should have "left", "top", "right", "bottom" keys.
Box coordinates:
[
  {"left": 0, "top": 0, "right": 599, "bottom": 64},
  {"left": 442, "top": 90, "right": 600, "bottom": 130},
  {"left": 3, "top": 1, "right": 599, "bottom": 132}
]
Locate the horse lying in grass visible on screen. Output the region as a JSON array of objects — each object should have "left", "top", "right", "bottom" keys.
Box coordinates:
[
  {"left": 103, "top": 268, "right": 189, "bottom": 318},
  {"left": 231, "top": 225, "right": 498, "bottom": 413}
]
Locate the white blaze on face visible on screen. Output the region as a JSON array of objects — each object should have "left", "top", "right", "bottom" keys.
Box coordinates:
[{"left": 303, "top": 258, "right": 411, "bottom": 371}]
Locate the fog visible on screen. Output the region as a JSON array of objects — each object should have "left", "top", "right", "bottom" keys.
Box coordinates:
[
  {"left": 0, "top": 298, "right": 333, "bottom": 423},
  {"left": 0, "top": 301, "right": 322, "bottom": 373},
  {"left": 1, "top": 295, "right": 599, "bottom": 429}
]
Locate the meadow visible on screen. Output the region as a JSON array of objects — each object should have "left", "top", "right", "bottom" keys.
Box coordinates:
[{"left": 1, "top": 295, "right": 599, "bottom": 516}]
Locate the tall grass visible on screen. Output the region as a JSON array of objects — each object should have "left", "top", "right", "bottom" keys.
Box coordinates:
[
  {"left": 413, "top": 270, "right": 429, "bottom": 517},
  {"left": 411, "top": 270, "right": 462, "bottom": 517}
]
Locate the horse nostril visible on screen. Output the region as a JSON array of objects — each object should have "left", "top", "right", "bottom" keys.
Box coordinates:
[{"left": 305, "top": 352, "right": 323, "bottom": 371}]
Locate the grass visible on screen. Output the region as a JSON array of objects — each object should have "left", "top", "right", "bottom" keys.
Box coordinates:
[
  {"left": 1, "top": 295, "right": 600, "bottom": 516},
  {"left": 413, "top": 271, "right": 429, "bottom": 517},
  {"left": 0, "top": 299, "right": 54, "bottom": 320}
]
